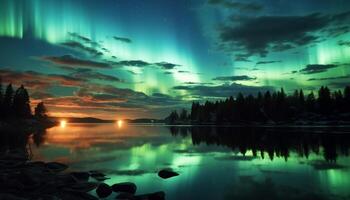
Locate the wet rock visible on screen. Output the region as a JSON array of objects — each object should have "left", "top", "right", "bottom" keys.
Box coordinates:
[
  {"left": 17, "top": 171, "right": 41, "bottom": 191},
  {"left": 135, "top": 191, "right": 165, "bottom": 200},
  {"left": 92, "top": 176, "right": 110, "bottom": 181},
  {"left": 70, "top": 172, "right": 90, "bottom": 182},
  {"left": 46, "top": 162, "right": 68, "bottom": 173},
  {"left": 0, "top": 193, "right": 27, "bottom": 200},
  {"left": 64, "top": 182, "right": 98, "bottom": 192},
  {"left": 112, "top": 182, "right": 137, "bottom": 194},
  {"left": 0, "top": 160, "right": 25, "bottom": 169},
  {"left": 56, "top": 174, "right": 77, "bottom": 186},
  {"left": 90, "top": 171, "right": 109, "bottom": 181},
  {"left": 0, "top": 152, "right": 166, "bottom": 200},
  {"left": 27, "top": 161, "right": 46, "bottom": 168},
  {"left": 116, "top": 192, "right": 135, "bottom": 200},
  {"left": 61, "top": 191, "right": 99, "bottom": 200},
  {"left": 158, "top": 169, "right": 179, "bottom": 179},
  {"left": 89, "top": 171, "right": 106, "bottom": 177},
  {"left": 96, "top": 183, "right": 112, "bottom": 198}
]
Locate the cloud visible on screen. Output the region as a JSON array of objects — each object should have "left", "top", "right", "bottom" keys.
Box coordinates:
[
  {"left": 234, "top": 54, "right": 252, "bottom": 62},
  {"left": 42, "top": 55, "right": 111, "bottom": 68},
  {"left": 68, "top": 32, "right": 92, "bottom": 43},
  {"left": 0, "top": 69, "right": 84, "bottom": 89},
  {"left": 256, "top": 61, "right": 281, "bottom": 65},
  {"left": 338, "top": 40, "right": 350, "bottom": 47},
  {"left": 327, "top": 26, "right": 350, "bottom": 37},
  {"left": 30, "top": 91, "right": 55, "bottom": 99},
  {"left": 235, "top": 67, "right": 260, "bottom": 71},
  {"left": 60, "top": 41, "right": 103, "bottom": 56},
  {"left": 113, "top": 36, "right": 132, "bottom": 43},
  {"left": 307, "top": 74, "right": 350, "bottom": 81},
  {"left": 208, "top": 0, "right": 263, "bottom": 12},
  {"left": 114, "top": 60, "right": 151, "bottom": 67},
  {"left": 111, "top": 60, "right": 182, "bottom": 72},
  {"left": 299, "top": 64, "right": 338, "bottom": 74},
  {"left": 219, "top": 11, "right": 350, "bottom": 57},
  {"left": 155, "top": 62, "right": 181, "bottom": 70},
  {"left": 64, "top": 68, "right": 124, "bottom": 82},
  {"left": 173, "top": 83, "right": 273, "bottom": 98},
  {"left": 74, "top": 84, "right": 186, "bottom": 111},
  {"left": 67, "top": 32, "right": 101, "bottom": 46},
  {"left": 213, "top": 75, "right": 256, "bottom": 81}
]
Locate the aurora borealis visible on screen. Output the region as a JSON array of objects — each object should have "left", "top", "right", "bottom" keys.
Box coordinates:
[{"left": 1, "top": 0, "right": 350, "bottom": 119}]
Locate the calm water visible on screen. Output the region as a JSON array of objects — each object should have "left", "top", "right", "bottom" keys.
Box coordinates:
[{"left": 27, "top": 123, "right": 350, "bottom": 200}]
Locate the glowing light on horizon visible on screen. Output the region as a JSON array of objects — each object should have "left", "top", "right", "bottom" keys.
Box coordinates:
[
  {"left": 60, "top": 120, "right": 67, "bottom": 128},
  {"left": 117, "top": 120, "right": 123, "bottom": 128}
]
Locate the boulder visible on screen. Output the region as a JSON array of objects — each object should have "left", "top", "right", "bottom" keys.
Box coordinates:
[
  {"left": 46, "top": 162, "right": 68, "bottom": 173},
  {"left": 90, "top": 171, "right": 109, "bottom": 181},
  {"left": 96, "top": 183, "right": 112, "bottom": 198},
  {"left": 135, "top": 191, "right": 165, "bottom": 200},
  {"left": 70, "top": 172, "right": 90, "bottom": 182},
  {"left": 116, "top": 192, "right": 135, "bottom": 200},
  {"left": 112, "top": 182, "right": 137, "bottom": 194},
  {"left": 64, "top": 182, "right": 98, "bottom": 192},
  {"left": 158, "top": 169, "right": 179, "bottom": 179}
]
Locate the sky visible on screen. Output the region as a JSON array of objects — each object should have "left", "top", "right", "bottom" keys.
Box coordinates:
[{"left": 0, "top": 0, "right": 350, "bottom": 119}]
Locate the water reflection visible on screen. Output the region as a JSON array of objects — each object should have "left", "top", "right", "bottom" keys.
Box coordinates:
[
  {"left": 2, "top": 124, "right": 350, "bottom": 200},
  {"left": 169, "top": 126, "right": 350, "bottom": 162}
]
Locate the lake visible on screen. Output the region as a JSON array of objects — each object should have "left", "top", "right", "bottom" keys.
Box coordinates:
[{"left": 27, "top": 123, "right": 350, "bottom": 200}]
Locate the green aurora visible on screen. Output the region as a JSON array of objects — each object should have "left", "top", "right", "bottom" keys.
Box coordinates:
[{"left": 1, "top": 0, "right": 350, "bottom": 118}]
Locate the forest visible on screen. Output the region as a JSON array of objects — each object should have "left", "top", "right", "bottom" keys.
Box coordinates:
[
  {"left": 167, "top": 86, "right": 350, "bottom": 124},
  {"left": 0, "top": 80, "right": 48, "bottom": 122}
]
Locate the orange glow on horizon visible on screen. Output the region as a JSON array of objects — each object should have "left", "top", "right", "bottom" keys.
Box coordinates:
[
  {"left": 60, "top": 120, "right": 67, "bottom": 128},
  {"left": 117, "top": 119, "right": 123, "bottom": 128}
]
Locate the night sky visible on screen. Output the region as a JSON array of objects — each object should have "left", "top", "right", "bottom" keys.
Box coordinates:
[{"left": 1, "top": 0, "right": 350, "bottom": 119}]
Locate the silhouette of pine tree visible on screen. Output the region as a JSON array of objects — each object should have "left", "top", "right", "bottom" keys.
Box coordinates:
[
  {"left": 3, "top": 84, "right": 14, "bottom": 118},
  {"left": 35, "top": 102, "right": 47, "bottom": 119},
  {"left": 13, "top": 85, "right": 32, "bottom": 119},
  {"left": 179, "top": 109, "right": 188, "bottom": 121},
  {"left": 0, "top": 78, "right": 3, "bottom": 119},
  {"left": 344, "top": 86, "right": 350, "bottom": 112},
  {"left": 306, "top": 91, "right": 316, "bottom": 112},
  {"left": 333, "top": 90, "right": 343, "bottom": 112},
  {"left": 318, "top": 86, "right": 332, "bottom": 114}
]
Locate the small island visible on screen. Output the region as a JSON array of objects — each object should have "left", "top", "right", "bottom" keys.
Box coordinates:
[{"left": 166, "top": 86, "right": 350, "bottom": 126}]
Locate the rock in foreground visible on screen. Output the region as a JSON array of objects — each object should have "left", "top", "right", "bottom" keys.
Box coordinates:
[
  {"left": 112, "top": 182, "right": 137, "bottom": 194},
  {"left": 96, "top": 183, "right": 112, "bottom": 198},
  {"left": 158, "top": 169, "right": 179, "bottom": 179},
  {"left": 0, "top": 151, "right": 167, "bottom": 200},
  {"left": 135, "top": 191, "right": 166, "bottom": 200}
]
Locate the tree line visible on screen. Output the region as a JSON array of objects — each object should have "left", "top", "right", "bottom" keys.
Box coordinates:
[
  {"left": 0, "top": 79, "right": 48, "bottom": 121},
  {"left": 166, "top": 86, "right": 350, "bottom": 124}
]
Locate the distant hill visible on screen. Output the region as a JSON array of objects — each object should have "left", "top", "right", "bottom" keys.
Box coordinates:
[
  {"left": 126, "top": 118, "right": 165, "bottom": 123},
  {"left": 50, "top": 117, "right": 114, "bottom": 123},
  {"left": 50, "top": 117, "right": 164, "bottom": 124}
]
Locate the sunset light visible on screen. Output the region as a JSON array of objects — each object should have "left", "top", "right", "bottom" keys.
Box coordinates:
[
  {"left": 60, "top": 120, "right": 67, "bottom": 128},
  {"left": 116, "top": 120, "right": 123, "bottom": 128}
]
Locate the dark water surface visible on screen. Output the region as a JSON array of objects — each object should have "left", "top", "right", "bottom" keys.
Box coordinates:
[{"left": 27, "top": 123, "right": 350, "bottom": 200}]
